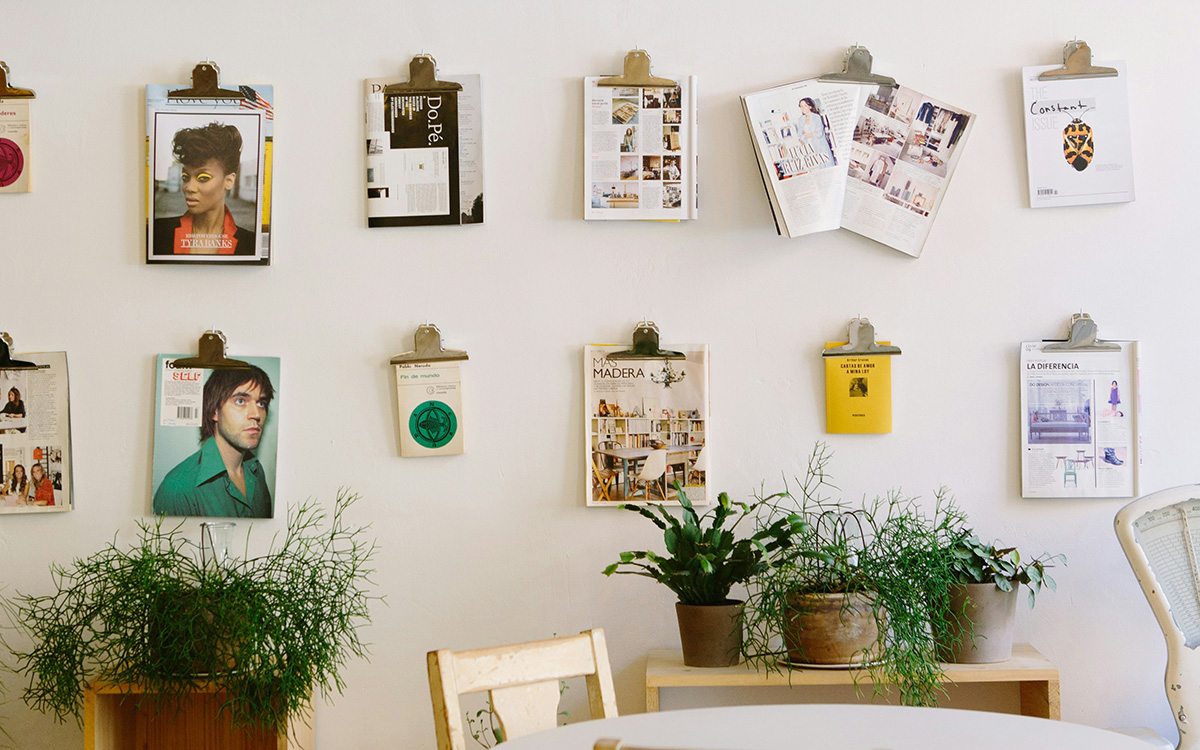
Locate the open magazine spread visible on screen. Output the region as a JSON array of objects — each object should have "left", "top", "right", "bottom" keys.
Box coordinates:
[
  {"left": 1020, "top": 341, "right": 1140, "bottom": 498},
  {"left": 1022, "top": 62, "right": 1134, "bottom": 208},
  {"left": 743, "top": 79, "right": 973, "bottom": 257},
  {"left": 365, "top": 75, "right": 484, "bottom": 226},
  {"left": 146, "top": 84, "right": 273, "bottom": 264},
  {"left": 0, "top": 352, "right": 72, "bottom": 514},
  {"left": 584, "top": 344, "right": 709, "bottom": 506},
  {"left": 584, "top": 77, "right": 698, "bottom": 220}
]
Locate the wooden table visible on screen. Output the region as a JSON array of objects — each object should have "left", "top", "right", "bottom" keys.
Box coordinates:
[
  {"left": 645, "top": 642, "right": 1060, "bottom": 719},
  {"left": 499, "top": 704, "right": 1144, "bottom": 750},
  {"left": 597, "top": 446, "right": 699, "bottom": 498}
]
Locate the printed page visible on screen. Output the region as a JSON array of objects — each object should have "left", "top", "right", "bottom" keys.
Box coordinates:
[
  {"left": 145, "top": 84, "right": 273, "bottom": 264},
  {"left": 1020, "top": 341, "right": 1139, "bottom": 498},
  {"left": 741, "top": 79, "right": 867, "bottom": 237},
  {"left": 395, "top": 361, "right": 464, "bottom": 457},
  {"left": 584, "top": 344, "right": 709, "bottom": 506},
  {"left": 366, "top": 74, "right": 483, "bottom": 226},
  {"left": 840, "top": 86, "right": 974, "bottom": 257},
  {"left": 583, "top": 76, "right": 697, "bottom": 220},
  {"left": 1022, "top": 62, "right": 1134, "bottom": 208},
  {"left": 0, "top": 99, "right": 31, "bottom": 193},
  {"left": 824, "top": 343, "right": 893, "bottom": 433},
  {"left": 0, "top": 352, "right": 72, "bottom": 513},
  {"left": 1132, "top": 500, "right": 1200, "bottom": 648}
]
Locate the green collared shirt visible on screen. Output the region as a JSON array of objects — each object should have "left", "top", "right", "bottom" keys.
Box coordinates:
[{"left": 153, "top": 437, "right": 272, "bottom": 518}]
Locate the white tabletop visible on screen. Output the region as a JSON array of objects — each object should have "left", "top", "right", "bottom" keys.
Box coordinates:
[{"left": 498, "top": 704, "right": 1151, "bottom": 750}]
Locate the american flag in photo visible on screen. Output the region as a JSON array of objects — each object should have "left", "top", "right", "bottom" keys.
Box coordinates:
[{"left": 238, "top": 86, "right": 274, "bottom": 120}]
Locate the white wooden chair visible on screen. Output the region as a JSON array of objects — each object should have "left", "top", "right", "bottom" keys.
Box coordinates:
[
  {"left": 428, "top": 629, "right": 618, "bottom": 750},
  {"left": 686, "top": 446, "right": 707, "bottom": 486},
  {"left": 1115, "top": 485, "right": 1200, "bottom": 749},
  {"left": 632, "top": 449, "right": 668, "bottom": 502}
]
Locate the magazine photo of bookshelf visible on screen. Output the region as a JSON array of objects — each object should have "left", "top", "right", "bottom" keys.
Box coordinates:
[{"left": 584, "top": 344, "right": 709, "bottom": 507}]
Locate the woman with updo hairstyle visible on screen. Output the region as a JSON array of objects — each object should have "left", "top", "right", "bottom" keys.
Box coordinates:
[{"left": 153, "top": 121, "right": 255, "bottom": 255}]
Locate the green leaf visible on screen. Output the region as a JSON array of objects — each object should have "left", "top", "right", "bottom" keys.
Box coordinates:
[{"left": 602, "top": 564, "right": 618, "bottom": 576}]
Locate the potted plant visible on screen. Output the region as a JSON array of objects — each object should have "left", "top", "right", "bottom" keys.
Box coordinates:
[
  {"left": 2, "top": 490, "right": 377, "bottom": 736},
  {"left": 742, "top": 444, "right": 967, "bottom": 706},
  {"left": 603, "top": 485, "right": 804, "bottom": 667},
  {"left": 938, "top": 531, "right": 1066, "bottom": 663}
]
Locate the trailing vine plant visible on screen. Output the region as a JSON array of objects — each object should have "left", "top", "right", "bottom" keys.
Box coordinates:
[{"left": 743, "top": 443, "right": 968, "bottom": 706}]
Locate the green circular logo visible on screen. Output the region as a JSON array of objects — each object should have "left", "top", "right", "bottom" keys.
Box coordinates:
[{"left": 409, "top": 400, "right": 457, "bottom": 448}]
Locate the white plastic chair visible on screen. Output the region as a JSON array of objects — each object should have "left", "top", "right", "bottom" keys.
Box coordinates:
[
  {"left": 632, "top": 449, "right": 668, "bottom": 502},
  {"left": 1114, "top": 485, "right": 1200, "bottom": 749}
]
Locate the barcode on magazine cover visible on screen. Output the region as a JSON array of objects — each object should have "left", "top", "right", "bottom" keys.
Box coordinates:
[
  {"left": 1037, "top": 188, "right": 1058, "bottom": 196},
  {"left": 176, "top": 406, "right": 197, "bottom": 420}
]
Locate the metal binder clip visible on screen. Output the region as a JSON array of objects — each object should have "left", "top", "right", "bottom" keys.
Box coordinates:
[
  {"left": 0, "top": 62, "right": 36, "bottom": 99},
  {"left": 384, "top": 55, "right": 463, "bottom": 94},
  {"left": 823, "top": 318, "right": 902, "bottom": 357},
  {"left": 597, "top": 49, "right": 677, "bottom": 88},
  {"left": 1043, "top": 312, "right": 1121, "bottom": 351},
  {"left": 819, "top": 46, "right": 897, "bottom": 87},
  {"left": 0, "top": 333, "right": 44, "bottom": 371},
  {"left": 606, "top": 321, "right": 684, "bottom": 360},
  {"left": 1038, "top": 41, "right": 1118, "bottom": 81},
  {"left": 168, "top": 61, "right": 244, "bottom": 99},
  {"left": 169, "top": 330, "right": 252, "bottom": 369},
  {"left": 390, "top": 324, "right": 468, "bottom": 364}
]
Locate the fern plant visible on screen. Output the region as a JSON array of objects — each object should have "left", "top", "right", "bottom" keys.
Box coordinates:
[{"left": 2, "top": 490, "right": 378, "bottom": 735}]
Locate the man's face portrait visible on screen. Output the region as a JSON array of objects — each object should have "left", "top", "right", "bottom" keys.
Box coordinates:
[{"left": 213, "top": 381, "right": 269, "bottom": 452}]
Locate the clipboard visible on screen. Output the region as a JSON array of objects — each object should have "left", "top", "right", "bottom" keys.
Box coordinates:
[
  {"left": 1020, "top": 313, "right": 1140, "bottom": 498},
  {"left": 606, "top": 322, "right": 684, "bottom": 361},
  {"left": 818, "top": 45, "right": 897, "bottom": 88},
  {"left": 0, "top": 333, "right": 46, "bottom": 371},
  {"left": 168, "top": 330, "right": 251, "bottom": 370},
  {"left": 0, "top": 62, "right": 36, "bottom": 99},
  {"left": 596, "top": 49, "right": 677, "bottom": 88},
  {"left": 391, "top": 324, "right": 467, "bottom": 457}
]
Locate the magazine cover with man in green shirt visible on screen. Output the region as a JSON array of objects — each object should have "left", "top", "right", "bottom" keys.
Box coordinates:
[{"left": 151, "top": 354, "right": 280, "bottom": 518}]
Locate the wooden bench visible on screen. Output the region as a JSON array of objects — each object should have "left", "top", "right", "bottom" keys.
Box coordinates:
[{"left": 645, "top": 642, "right": 1060, "bottom": 719}]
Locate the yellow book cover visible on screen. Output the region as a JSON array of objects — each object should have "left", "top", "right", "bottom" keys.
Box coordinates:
[{"left": 825, "top": 342, "right": 892, "bottom": 434}]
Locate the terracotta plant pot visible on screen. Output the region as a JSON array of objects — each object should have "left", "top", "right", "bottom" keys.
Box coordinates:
[
  {"left": 938, "top": 582, "right": 1017, "bottom": 664},
  {"left": 675, "top": 600, "right": 743, "bottom": 668},
  {"left": 783, "top": 591, "right": 882, "bottom": 666}
]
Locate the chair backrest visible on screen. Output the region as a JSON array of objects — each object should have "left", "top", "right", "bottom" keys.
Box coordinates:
[
  {"left": 428, "top": 629, "right": 618, "bottom": 750},
  {"left": 1116, "top": 485, "right": 1200, "bottom": 749},
  {"left": 637, "top": 449, "right": 667, "bottom": 481},
  {"left": 691, "top": 446, "right": 707, "bottom": 471}
]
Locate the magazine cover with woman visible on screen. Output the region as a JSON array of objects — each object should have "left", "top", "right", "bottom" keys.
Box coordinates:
[{"left": 145, "top": 83, "right": 273, "bottom": 264}]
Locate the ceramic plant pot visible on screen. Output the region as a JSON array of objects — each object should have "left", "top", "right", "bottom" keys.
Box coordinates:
[
  {"left": 783, "top": 591, "right": 882, "bottom": 666},
  {"left": 938, "top": 582, "right": 1018, "bottom": 664},
  {"left": 675, "top": 600, "right": 744, "bottom": 668}
]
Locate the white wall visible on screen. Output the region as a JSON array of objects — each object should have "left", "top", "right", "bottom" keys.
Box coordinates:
[{"left": 1, "top": 0, "right": 1195, "bottom": 746}]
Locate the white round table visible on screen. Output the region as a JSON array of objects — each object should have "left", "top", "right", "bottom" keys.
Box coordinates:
[{"left": 498, "top": 704, "right": 1153, "bottom": 750}]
